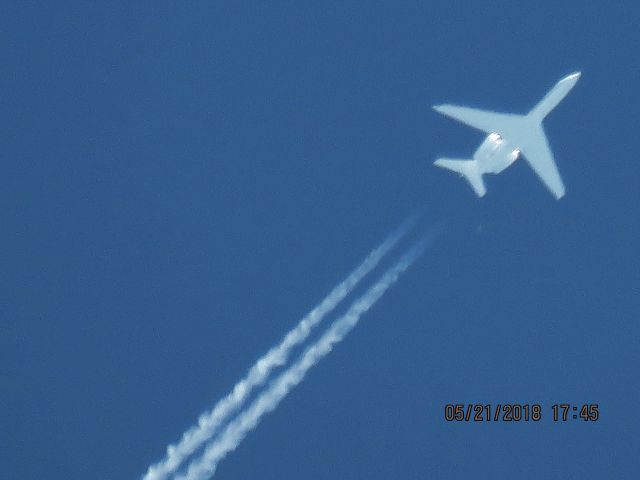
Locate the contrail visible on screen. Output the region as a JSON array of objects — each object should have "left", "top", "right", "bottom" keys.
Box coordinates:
[
  {"left": 141, "top": 216, "right": 417, "bottom": 480},
  {"left": 176, "top": 232, "right": 436, "bottom": 480}
]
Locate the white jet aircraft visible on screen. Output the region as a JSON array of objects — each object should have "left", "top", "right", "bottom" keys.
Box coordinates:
[{"left": 433, "top": 72, "right": 581, "bottom": 199}]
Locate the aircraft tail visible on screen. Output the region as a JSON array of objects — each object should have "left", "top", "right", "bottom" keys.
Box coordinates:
[
  {"left": 434, "top": 158, "right": 486, "bottom": 197},
  {"left": 529, "top": 72, "right": 581, "bottom": 122}
]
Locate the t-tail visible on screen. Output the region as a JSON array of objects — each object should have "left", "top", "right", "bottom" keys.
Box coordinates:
[{"left": 434, "top": 158, "right": 486, "bottom": 197}]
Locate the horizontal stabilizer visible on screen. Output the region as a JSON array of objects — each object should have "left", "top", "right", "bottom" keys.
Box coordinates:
[{"left": 434, "top": 158, "right": 486, "bottom": 197}]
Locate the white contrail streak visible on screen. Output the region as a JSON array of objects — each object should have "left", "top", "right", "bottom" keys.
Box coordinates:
[
  {"left": 176, "top": 232, "right": 435, "bottom": 480},
  {"left": 141, "top": 217, "right": 417, "bottom": 480}
]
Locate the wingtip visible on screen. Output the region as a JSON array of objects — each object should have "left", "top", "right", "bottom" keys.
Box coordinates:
[
  {"left": 433, "top": 158, "right": 446, "bottom": 169},
  {"left": 554, "top": 187, "right": 566, "bottom": 200},
  {"left": 432, "top": 104, "right": 452, "bottom": 116},
  {"left": 565, "top": 72, "right": 581, "bottom": 83}
]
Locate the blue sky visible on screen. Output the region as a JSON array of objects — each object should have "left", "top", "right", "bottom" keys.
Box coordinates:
[{"left": 2, "top": 1, "right": 639, "bottom": 479}]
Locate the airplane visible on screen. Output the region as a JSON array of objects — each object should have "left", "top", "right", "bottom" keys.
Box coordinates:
[{"left": 433, "top": 72, "right": 581, "bottom": 199}]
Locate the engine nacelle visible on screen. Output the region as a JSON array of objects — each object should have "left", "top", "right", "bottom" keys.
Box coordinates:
[{"left": 473, "top": 133, "right": 520, "bottom": 175}]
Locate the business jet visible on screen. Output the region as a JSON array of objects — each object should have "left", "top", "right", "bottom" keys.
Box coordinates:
[{"left": 433, "top": 72, "right": 581, "bottom": 198}]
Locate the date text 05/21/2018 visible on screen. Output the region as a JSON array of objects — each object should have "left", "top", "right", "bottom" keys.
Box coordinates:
[{"left": 444, "top": 404, "right": 599, "bottom": 422}]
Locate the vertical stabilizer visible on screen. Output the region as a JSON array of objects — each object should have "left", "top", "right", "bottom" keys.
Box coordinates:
[
  {"left": 434, "top": 158, "right": 486, "bottom": 197},
  {"left": 529, "top": 72, "right": 581, "bottom": 122}
]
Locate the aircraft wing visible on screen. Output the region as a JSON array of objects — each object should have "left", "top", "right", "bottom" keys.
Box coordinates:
[
  {"left": 432, "top": 104, "right": 521, "bottom": 136},
  {"left": 517, "top": 126, "right": 565, "bottom": 199}
]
